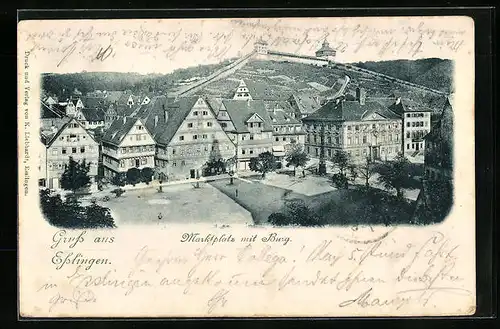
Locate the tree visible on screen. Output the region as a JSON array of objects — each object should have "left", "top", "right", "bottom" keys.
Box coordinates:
[
  {"left": 330, "top": 150, "right": 355, "bottom": 188},
  {"left": 126, "top": 168, "right": 142, "bottom": 186},
  {"left": 377, "top": 152, "right": 412, "bottom": 199},
  {"left": 285, "top": 143, "right": 309, "bottom": 176},
  {"left": 141, "top": 167, "right": 154, "bottom": 184},
  {"left": 249, "top": 151, "right": 277, "bottom": 178},
  {"left": 111, "top": 172, "right": 127, "bottom": 187},
  {"left": 60, "top": 157, "right": 91, "bottom": 193},
  {"left": 357, "top": 157, "right": 375, "bottom": 187},
  {"left": 330, "top": 150, "right": 351, "bottom": 176}
]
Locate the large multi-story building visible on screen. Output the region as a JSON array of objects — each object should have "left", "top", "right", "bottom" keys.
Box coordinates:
[
  {"left": 101, "top": 117, "right": 156, "bottom": 179},
  {"left": 389, "top": 98, "right": 432, "bottom": 158},
  {"left": 267, "top": 106, "right": 306, "bottom": 160},
  {"left": 144, "top": 96, "right": 236, "bottom": 181},
  {"left": 39, "top": 118, "right": 99, "bottom": 189},
  {"left": 216, "top": 99, "right": 274, "bottom": 171},
  {"left": 302, "top": 88, "right": 402, "bottom": 163}
]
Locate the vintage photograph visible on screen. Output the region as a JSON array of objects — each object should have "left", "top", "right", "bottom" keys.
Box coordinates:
[
  {"left": 19, "top": 16, "right": 475, "bottom": 318},
  {"left": 38, "top": 37, "right": 454, "bottom": 229}
]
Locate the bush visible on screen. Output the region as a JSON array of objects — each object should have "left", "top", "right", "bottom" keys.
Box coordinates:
[
  {"left": 268, "top": 213, "right": 289, "bottom": 226},
  {"left": 141, "top": 167, "right": 154, "bottom": 184},
  {"left": 111, "top": 188, "right": 125, "bottom": 197},
  {"left": 332, "top": 173, "right": 348, "bottom": 189},
  {"left": 111, "top": 172, "right": 127, "bottom": 187},
  {"left": 40, "top": 189, "right": 116, "bottom": 229},
  {"left": 126, "top": 168, "right": 142, "bottom": 186}
]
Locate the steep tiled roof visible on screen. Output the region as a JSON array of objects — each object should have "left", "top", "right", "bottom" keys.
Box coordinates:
[
  {"left": 289, "top": 93, "right": 321, "bottom": 115},
  {"left": 82, "top": 96, "right": 107, "bottom": 110},
  {"left": 42, "top": 118, "right": 94, "bottom": 147},
  {"left": 303, "top": 100, "right": 401, "bottom": 122},
  {"left": 244, "top": 80, "right": 292, "bottom": 100},
  {"left": 220, "top": 99, "right": 273, "bottom": 133},
  {"left": 263, "top": 100, "right": 295, "bottom": 114},
  {"left": 268, "top": 108, "right": 301, "bottom": 125},
  {"left": 102, "top": 117, "right": 140, "bottom": 146},
  {"left": 205, "top": 97, "right": 223, "bottom": 114},
  {"left": 81, "top": 108, "right": 105, "bottom": 122},
  {"left": 142, "top": 96, "right": 199, "bottom": 146},
  {"left": 40, "top": 102, "right": 65, "bottom": 119},
  {"left": 388, "top": 98, "right": 434, "bottom": 114},
  {"left": 105, "top": 91, "right": 124, "bottom": 103}
]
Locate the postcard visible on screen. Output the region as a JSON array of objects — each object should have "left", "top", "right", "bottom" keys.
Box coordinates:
[{"left": 18, "top": 15, "right": 475, "bottom": 317}]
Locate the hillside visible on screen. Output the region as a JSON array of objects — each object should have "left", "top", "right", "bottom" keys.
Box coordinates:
[
  {"left": 350, "top": 58, "right": 454, "bottom": 93},
  {"left": 42, "top": 57, "right": 451, "bottom": 119}
]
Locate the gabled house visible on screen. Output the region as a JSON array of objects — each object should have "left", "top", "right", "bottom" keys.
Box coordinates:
[
  {"left": 39, "top": 118, "right": 99, "bottom": 189},
  {"left": 40, "top": 101, "right": 67, "bottom": 131},
  {"left": 76, "top": 108, "right": 106, "bottom": 130},
  {"left": 65, "top": 97, "right": 84, "bottom": 116},
  {"left": 288, "top": 92, "right": 322, "bottom": 119},
  {"left": 268, "top": 106, "right": 306, "bottom": 159},
  {"left": 101, "top": 117, "right": 156, "bottom": 179},
  {"left": 143, "top": 96, "right": 236, "bottom": 181},
  {"left": 216, "top": 99, "right": 274, "bottom": 171}
]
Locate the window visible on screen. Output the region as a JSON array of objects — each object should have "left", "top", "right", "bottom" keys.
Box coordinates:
[
  {"left": 412, "top": 122, "right": 416, "bottom": 127},
  {"left": 193, "top": 135, "right": 198, "bottom": 140},
  {"left": 249, "top": 123, "right": 254, "bottom": 128},
  {"left": 282, "top": 137, "right": 286, "bottom": 141},
  {"left": 250, "top": 134, "right": 254, "bottom": 140},
  {"left": 141, "top": 158, "right": 147, "bottom": 165},
  {"left": 406, "top": 113, "right": 410, "bottom": 117},
  {"left": 138, "top": 125, "right": 144, "bottom": 130},
  {"left": 221, "top": 122, "right": 227, "bottom": 128},
  {"left": 363, "top": 135, "right": 367, "bottom": 144},
  {"left": 202, "top": 134, "right": 207, "bottom": 139},
  {"left": 355, "top": 137, "right": 359, "bottom": 144},
  {"left": 356, "top": 150, "right": 360, "bottom": 156},
  {"left": 179, "top": 136, "right": 184, "bottom": 141},
  {"left": 80, "top": 147, "right": 85, "bottom": 153},
  {"left": 372, "top": 124, "right": 376, "bottom": 129},
  {"left": 406, "top": 132, "right": 410, "bottom": 138},
  {"left": 72, "top": 147, "right": 77, "bottom": 154},
  {"left": 347, "top": 126, "right": 351, "bottom": 131},
  {"left": 258, "top": 122, "right": 262, "bottom": 127},
  {"left": 242, "top": 149, "right": 246, "bottom": 155},
  {"left": 207, "top": 122, "right": 212, "bottom": 127},
  {"left": 363, "top": 149, "right": 367, "bottom": 155},
  {"left": 407, "top": 122, "right": 410, "bottom": 127},
  {"left": 52, "top": 149, "right": 58, "bottom": 156},
  {"left": 275, "top": 137, "right": 279, "bottom": 142},
  {"left": 202, "top": 111, "right": 208, "bottom": 115},
  {"left": 407, "top": 144, "right": 410, "bottom": 150},
  {"left": 249, "top": 150, "right": 254, "bottom": 154},
  {"left": 315, "top": 148, "right": 319, "bottom": 156},
  {"left": 193, "top": 111, "right": 198, "bottom": 116},
  {"left": 347, "top": 137, "right": 351, "bottom": 145},
  {"left": 188, "top": 123, "right": 193, "bottom": 128},
  {"left": 172, "top": 149, "right": 176, "bottom": 155},
  {"left": 355, "top": 125, "right": 359, "bottom": 131},
  {"left": 327, "top": 137, "right": 332, "bottom": 144},
  {"left": 241, "top": 135, "right": 246, "bottom": 141},
  {"left": 173, "top": 162, "right": 177, "bottom": 167},
  {"left": 136, "top": 135, "right": 141, "bottom": 141}
]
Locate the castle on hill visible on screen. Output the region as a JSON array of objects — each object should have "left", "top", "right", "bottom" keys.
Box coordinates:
[{"left": 253, "top": 38, "right": 336, "bottom": 67}]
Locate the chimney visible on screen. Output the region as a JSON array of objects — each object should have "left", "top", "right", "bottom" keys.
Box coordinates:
[
  {"left": 154, "top": 115, "right": 159, "bottom": 127},
  {"left": 395, "top": 97, "right": 401, "bottom": 105},
  {"left": 356, "top": 87, "right": 366, "bottom": 105}
]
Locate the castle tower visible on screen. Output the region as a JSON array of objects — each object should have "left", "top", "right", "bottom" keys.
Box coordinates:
[
  {"left": 254, "top": 37, "right": 268, "bottom": 55},
  {"left": 315, "top": 39, "right": 336, "bottom": 61},
  {"left": 233, "top": 80, "right": 253, "bottom": 100}
]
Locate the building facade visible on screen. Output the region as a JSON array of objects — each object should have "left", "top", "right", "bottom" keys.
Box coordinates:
[
  {"left": 216, "top": 99, "right": 274, "bottom": 171},
  {"left": 150, "top": 97, "right": 236, "bottom": 181},
  {"left": 303, "top": 90, "right": 402, "bottom": 163},
  {"left": 101, "top": 117, "right": 156, "bottom": 179},
  {"left": 389, "top": 98, "right": 432, "bottom": 158},
  {"left": 39, "top": 118, "right": 99, "bottom": 189},
  {"left": 268, "top": 107, "right": 306, "bottom": 160}
]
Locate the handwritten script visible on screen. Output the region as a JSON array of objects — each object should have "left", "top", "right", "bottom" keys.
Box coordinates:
[
  {"left": 19, "top": 19, "right": 469, "bottom": 71},
  {"left": 34, "top": 230, "right": 473, "bottom": 315}
]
